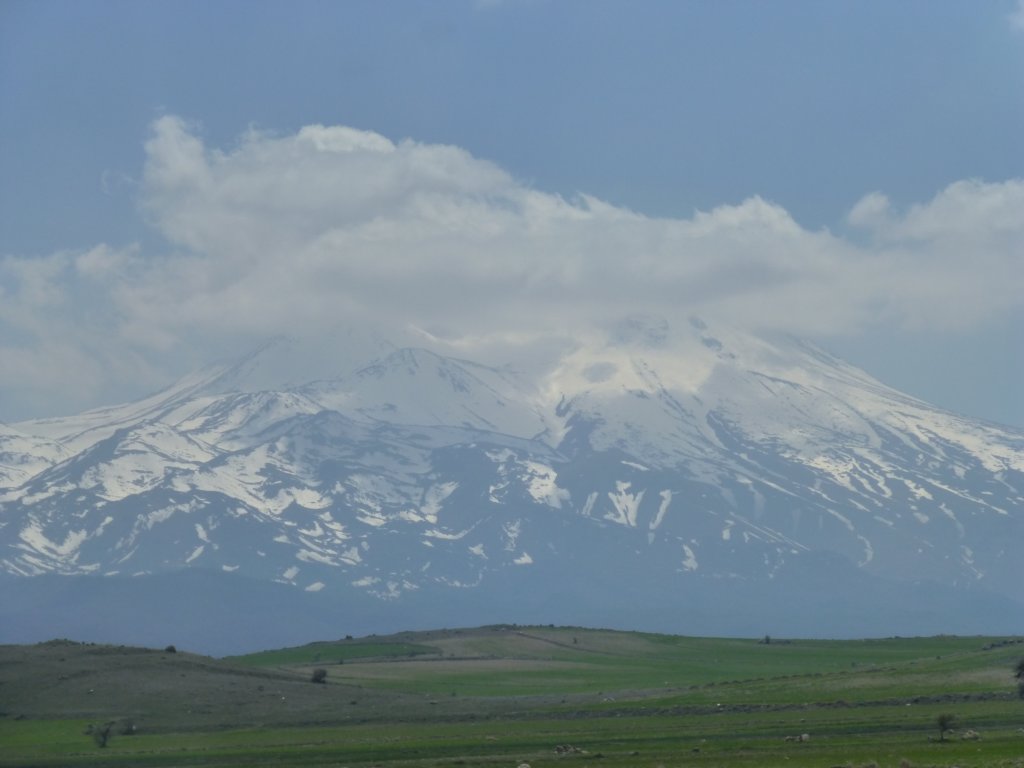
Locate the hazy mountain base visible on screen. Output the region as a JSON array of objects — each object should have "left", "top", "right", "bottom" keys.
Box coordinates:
[{"left": 2, "top": 554, "right": 1022, "bottom": 657}]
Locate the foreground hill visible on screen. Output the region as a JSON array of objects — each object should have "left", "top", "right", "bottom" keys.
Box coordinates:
[
  {"left": 5, "top": 627, "right": 1022, "bottom": 726},
  {"left": 3, "top": 626, "right": 1023, "bottom": 767},
  {"left": 2, "top": 318, "right": 1022, "bottom": 650}
]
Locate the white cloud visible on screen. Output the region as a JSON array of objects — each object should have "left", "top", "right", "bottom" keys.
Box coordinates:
[
  {"left": 846, "top": 191, "right": 890, "bottom": 229},
  {"left": 1011, "top": 0, "right": 1024, "bottom": 33},
  {"left": 0, "top": 243, "right": 171, "bottom": 418},
  {"left": 844, "top": 179, "right": 1024, "bottom": 330},
  {"left": 2, "top": 117, "right": 1023, "bottom": 419}
]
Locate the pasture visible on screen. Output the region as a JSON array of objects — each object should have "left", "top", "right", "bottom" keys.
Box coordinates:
[{"left": 2, "top": 627, "right": 1022, "bottom": 767}]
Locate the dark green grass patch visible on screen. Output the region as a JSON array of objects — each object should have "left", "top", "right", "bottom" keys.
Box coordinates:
[
  {"left": 227, "top": 639, "right": 440, "bottom": 667},
  {"left": 5, "top": 706, "right": 1024, "bottom": 768}
]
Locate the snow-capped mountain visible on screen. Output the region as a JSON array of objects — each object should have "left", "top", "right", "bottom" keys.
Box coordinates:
[
  {"left": 2, "top": 317, "right": 1022, "bottom": 652},
  {"left": 0, "top": 424, "right": 68, "bottom": 490}
]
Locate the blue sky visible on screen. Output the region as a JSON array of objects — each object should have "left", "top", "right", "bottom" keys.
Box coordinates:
[{"left": 1, "top": 0, "right": 1023, "bottom": 426}]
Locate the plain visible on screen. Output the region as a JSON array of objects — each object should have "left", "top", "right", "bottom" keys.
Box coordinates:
[{"left": 2, "top": 626, "right": 1023, "bottom": 768}]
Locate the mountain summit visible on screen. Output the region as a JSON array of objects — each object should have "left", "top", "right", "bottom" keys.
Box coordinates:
[{"left": 2, "top": 319, "right": 1021, "bottom": 653}]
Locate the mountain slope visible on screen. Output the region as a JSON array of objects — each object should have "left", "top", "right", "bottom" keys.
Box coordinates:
[{"left": 2, "top": 319, "right": 1021, "bottom": 650}]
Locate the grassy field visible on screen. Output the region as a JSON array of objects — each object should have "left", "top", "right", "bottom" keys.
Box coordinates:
[
  {"left": 2, "top": 627, "right": 1023, "bottom": 767},
  {"left": 227, "top": 639, "right": 440, "bottom": 667}
]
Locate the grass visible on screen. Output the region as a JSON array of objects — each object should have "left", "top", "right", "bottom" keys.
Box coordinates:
[
  {"left": 3, "top": 628, "right": 1023, "bottom": 767},
  {"left": 226, "top": 639, "right": 440, "bottom": 667}
]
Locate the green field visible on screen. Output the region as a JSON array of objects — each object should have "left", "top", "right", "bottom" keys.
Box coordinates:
[
  {"left": 227, "top": 639, "right": 440, "bottom": 667},
  {"left": 3, "top": 627, "right": 1023, "bottom": 767}
]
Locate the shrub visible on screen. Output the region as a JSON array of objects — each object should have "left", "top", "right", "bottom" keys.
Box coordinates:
[
  {"left": 86, "top": 721, "right": 115, "bottom": 748},
  {"left": 164, "top": 645, "right": 177, "bottom": 654},
  {"left": 936, "top": 713, "right": 955, "bottom": 742},
  {"left": 311, "top": 668, "right": 327, "bottom": 684}
]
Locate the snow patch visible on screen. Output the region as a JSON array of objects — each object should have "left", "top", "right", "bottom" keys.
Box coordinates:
[
  {"left": 940, "top": 503, "right": 965, "bottom": 538},
  {"left": 902, "top": 478, "right": 934, "bottom": 500},
  {"left": 857, "top": 535, "right": 874, "bottom": 566},
  {"left": 424, "top": 527, "right": 472, "bottom": 541},
  {"left": 580, "top": 492, "right": 598, "bottom": 518},
  {"left": 297, "top": 549, "right": 339, "bottom": 566},
  {"left": 18, "top": 524, "right": 88, "bottom": 559},
  {"left": 621, "top": 460, "right": 649, "bottom": 471},
  {"left": 605, "top": 481, "right": 644, "bottom": 527},
  {"left": 681, "top": 543, "right": 698, "bottom": 571},
  {"left": 650, "top": 490, "right": 672, "bottom": 531},
  {"left": 502, "top": 519, "right": 521, "bottom": 551},
  {"left": 421, "top": 481, "right": 458, "bottom": 523},
  {"left": 339, "top": 546, "right": 361, "bottom": 565},
  {"left": 522, "top": 461, "right": 569, "bottom": 508}
]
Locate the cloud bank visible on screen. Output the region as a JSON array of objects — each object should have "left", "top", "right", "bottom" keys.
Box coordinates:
[{"left": 2, "top": 116, "right": 1023, "bottom": 419}]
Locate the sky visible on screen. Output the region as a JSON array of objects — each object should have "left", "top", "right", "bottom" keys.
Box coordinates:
[{"left": 1, "top": 0, "right": 1023, "bottom": 427}]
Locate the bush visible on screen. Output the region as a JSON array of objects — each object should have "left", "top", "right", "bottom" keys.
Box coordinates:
[
  {"left": 311, "top": 668, "right": 327, "bottom": 684},
  {"left": 164, "top": 645, "right": 177, "bottom": 654},
  {"left": 85, "top": 721, "right": 115, "bottom": 748},
  {"left": 936, "top": 713, "right": 956, "bottom": 742}
]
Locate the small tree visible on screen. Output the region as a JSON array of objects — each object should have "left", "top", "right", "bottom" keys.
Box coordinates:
[
  {"left": 311, "top": 667, "right": 327, "bottom": 684},
  {"left": 936, "top": 713, "right": 955, "bottom": 742},
  {"left": 87, "top": 721, "right": 115, "bottom": 748}
]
